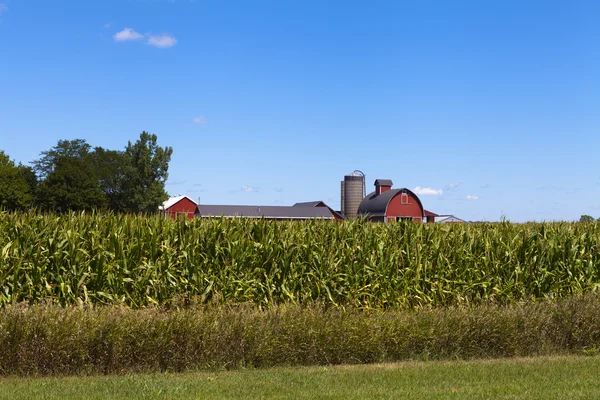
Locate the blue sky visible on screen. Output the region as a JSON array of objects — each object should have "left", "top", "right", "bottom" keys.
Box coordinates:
[{"left": 1, "top": 0, "right": 599, "bottom": 222}]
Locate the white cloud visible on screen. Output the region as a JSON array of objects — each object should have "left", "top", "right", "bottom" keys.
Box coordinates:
[
  {"left": 445, "top": 183, "right": 460, "bottom": 191},
  {"left": 466, "top": 195, "right": 480, "bottom": 201},
  {"left": 192, "top": 116, "right": 207, "bottom": 125},
  {"left": 114, "top": 28, "right": 143, "bottom": 41},
  {"left": 241, "top": 185, "right": 258, "bottom": 193},
  {"left": 147, "top": 34, "right": 178, "bottom": 48},
  {"left": 104, "top": 23, "right": 112, "bottom": 29},
  {"left": 413, "top": 186, "right": 443, "bottom": 196}
]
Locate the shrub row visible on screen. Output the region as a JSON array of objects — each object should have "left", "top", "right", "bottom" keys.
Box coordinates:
[{"left": 2, "top": 295, "right": 600, "bottom": 375}]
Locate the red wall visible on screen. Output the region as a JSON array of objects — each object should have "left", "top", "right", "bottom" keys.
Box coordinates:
[
  {"left": 165, "top": 198, "right": 197, "bottom": 219},
  {"left": 385, "top": 192, "right": 423, "bottom": 222}
]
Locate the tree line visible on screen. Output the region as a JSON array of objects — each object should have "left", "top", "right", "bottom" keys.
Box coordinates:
[{"left": 0, "top": 132, "right": 173, "bottom": 213}]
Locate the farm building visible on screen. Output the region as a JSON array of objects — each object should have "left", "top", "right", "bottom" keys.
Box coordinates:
[
  {"left": 357, "top": 179, "right": 425, "bottom": 222},
  {"left": 160, "top": 195, "right": 197, "bottom": 219},
  {"left": 424, "top": 209, "right": 439, "bottom": 224},
  {"left": 194, "top": 201, "right": 341, "bottom": 220},
  {"left": 437, "top": 215, "right": 466, "bottom": 223}
]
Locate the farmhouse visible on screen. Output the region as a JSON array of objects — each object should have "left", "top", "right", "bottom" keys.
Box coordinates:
[
  {"left": 357, "top": 179, "right": 426, "bottom": 222},
  {"left": 160, "top": 195, "right": 197, "bottom": 219}
]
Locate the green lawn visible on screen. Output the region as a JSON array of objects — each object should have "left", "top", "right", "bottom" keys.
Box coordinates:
[{"left": 1, "top": 355, "right": 599, "bottom": 400}]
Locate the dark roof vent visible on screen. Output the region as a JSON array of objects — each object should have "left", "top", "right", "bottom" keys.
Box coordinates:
[{"left": 374, "top": 179, "right": 393, "bottom": 187}]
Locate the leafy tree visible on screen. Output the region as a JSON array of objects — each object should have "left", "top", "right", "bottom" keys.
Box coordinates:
[
  {"left": 0, "top": 150, "right": 35, "bottom": 210},
  {"left": 121, "top": 132, "right": 173, "bottom": 213},
  {"left": 579, "top": 215, "right": 595, "bottom": 223},
  {"left": 32, "top": 139, "right": 92, "bottom": 179},
  {"left": 36, "top": 156, "right": 106, "bottom": 212},
  {"left": 89, "top": 147, "right": 127, "bottom": 211}
]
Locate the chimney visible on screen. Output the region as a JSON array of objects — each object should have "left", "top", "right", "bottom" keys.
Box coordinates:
[{"left": 374, "top": 179, "right": 393, "bottom": 196}]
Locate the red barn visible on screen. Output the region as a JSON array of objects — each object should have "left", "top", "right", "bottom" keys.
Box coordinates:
[
  {"left": 357, "top": 179, "right": 425, "bottom": 222},
  {"left": 160, "top": 195, "right": 197, "bottom": 219}
]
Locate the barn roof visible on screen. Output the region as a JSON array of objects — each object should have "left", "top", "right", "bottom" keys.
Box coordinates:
[
  {"left": 293, "top": 201, "right": 325, "bottom": 207},
  {"left": 374, "top": 179, "right": 393, "bottom": 187},
  {"left": 424, "top": 209, "right": 439, "bottom": 217},
  {"left": 357, "top": 188, "right": 424, "bottom": 217},
  {"left": 195, "top": 204, "right": 334, "bottom": 219},
  {"left": 159, "top": 195, "right": 197, "bottom": 210}
]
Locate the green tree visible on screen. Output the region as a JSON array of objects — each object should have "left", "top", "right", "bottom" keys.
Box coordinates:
[
  {"left": 89, "top": 147, "right": 127, "bottom": 211},
  {"left": 121, "top": 132, "right": 173, "bottom": 213},
  {"left": 36, "top": 156, "right": 106, "bottom": 212},
  {"left": 0, "top": 150, "right": 35, "bottom": 210},
  {"left": 579, "top": 215, "right": 595, "bottom": 223},
  {"left": 32, "top": 139, "right": 91, "bottom": 179}
]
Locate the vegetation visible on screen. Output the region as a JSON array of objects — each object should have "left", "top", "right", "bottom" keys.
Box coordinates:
[
  {"left": 0, "top": 151, "right": 35, "bottom": 211},
  {"left": 1, "top": 296, "right": 600, "bottom": 375},
  {"left": 1, "top": 355, "right": 599, "bottom": 399},
  {"left": 580, "top": 214, "right": 598, "bottom": 222},
  {"left": 1, "top": 132, "right": 172, "bottom": 213},
  {"left": 2, "top": 213, "right": 600, "bottom": 308}
]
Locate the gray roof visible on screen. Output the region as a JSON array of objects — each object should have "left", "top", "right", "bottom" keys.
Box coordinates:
[
  {"left": 357, "top": 188, "right": 424, "bottom": 217},
  {"left": 292, "top": 201, "right": 324, "bottom": 207},
  {"left": 374, "top": 179, "right": 393, "bottom": 187},
  {"left": 195, "top": 204, "right": 334, "bottom": 219},
  {"left": 438, "top": 215, "right": 465, "bottom": 223}
]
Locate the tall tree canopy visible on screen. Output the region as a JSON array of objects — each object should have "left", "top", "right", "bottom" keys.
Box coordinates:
[
  {"left": 32, "top": 139, "right": 92, "bottom": 179},
  {"left": 30, "top": 133, "right": 172, "bottom": 213},
  {"left": 121, "top": 132, "right": 173, "bottom": 213},
  {"left": 36, "top": 156, "right": 106, "bottom": 212},
  {"left": 0, "top": 150, "right": 35, "bottom": 210}
]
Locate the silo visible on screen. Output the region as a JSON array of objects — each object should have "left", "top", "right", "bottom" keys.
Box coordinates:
[{"left": 341, "top": 170, "right": 366, "bottom": 218}]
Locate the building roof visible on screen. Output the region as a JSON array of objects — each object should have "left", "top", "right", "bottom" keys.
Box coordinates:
[
  {"left": 357, "top": 188, "right": 424, "bottom": 217},
  {"left": 293, "top": 201, "right": 325, "bottom": 207},
  {"left": 159, "top": 195, "right": 197, "bottom": 211},
  {"left": 195, "top": 204, "right": 335, "bottom": 219},
  {"left": 424, "top": 209, "right": 439, "bottom": 217},
  {"left": 438, "top": 215, "right": 466, "bottom": 223},
  {"left": 374, "top": 179, "right": 393, "bottom": 187}
]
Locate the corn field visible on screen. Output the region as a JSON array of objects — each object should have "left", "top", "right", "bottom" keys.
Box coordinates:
[{"left": 1, "top": 211, "right": 600, "bottom": 308}]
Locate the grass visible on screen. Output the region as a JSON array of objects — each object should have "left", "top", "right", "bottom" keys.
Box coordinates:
[
  {"left": 1, "top": 355, "right": 599, "bottom": 399},
  {"left": 2, "top": 295, "right": 600, "bottom": 375}
]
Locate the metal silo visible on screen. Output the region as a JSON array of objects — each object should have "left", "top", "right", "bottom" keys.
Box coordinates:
[{"left": 341, "top": 170, "right": 366, "bottom": 218}]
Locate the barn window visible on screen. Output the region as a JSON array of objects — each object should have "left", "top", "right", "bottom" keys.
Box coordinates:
[{"left": 400, "top": 190, "right": 408, "bottom": 204}]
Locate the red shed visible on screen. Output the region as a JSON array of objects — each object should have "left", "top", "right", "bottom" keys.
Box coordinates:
[
  {"left": 160, "top": 195, "right": 197, "bottom": 219},
  {"left": 357, "top": 179, "right": 425, "bottom": 222}
]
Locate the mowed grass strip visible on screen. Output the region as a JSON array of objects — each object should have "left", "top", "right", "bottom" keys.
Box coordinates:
[{"left": 1, "top": 355, "right": 599, "bottom": 400}]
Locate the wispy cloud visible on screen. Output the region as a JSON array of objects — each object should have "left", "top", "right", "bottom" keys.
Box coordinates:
[
  {"left": 480, "top": 184, "right": 490, "bottom": 189},
  {"left": 229, "top": 185, "right": 259, "bottom": 193},
  {"left": 241, "top": 185, "right": 258, "bottom": 193},
  {"left": 192, "top": 116, "right": 207, "bottom": 125},
  {"left": 413, "top": 186, "right": 443, "bottom": 196},
  {"left": 113, "top": 28, "right": 178, "bottom": 48},
  {"left": 0, "top": 3, "right": 8, "bottom": 19},
  {"left": 274, "top": 188, "right": 284, "bottom": 193},
  {"left": 444, "top": 183, "right": 461, "bottom": 192},
  {"left": 466, "top": 195, "right": 480, "bottom": 201},
  {"left": 114, "top": 28, "right": 143, "bottom": 41},
  {"left": 147, "top": 33, "right": 178, "bottom": 48},
  {"left": 104, "top": 23, "right": 112, "bottom": 29}
]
